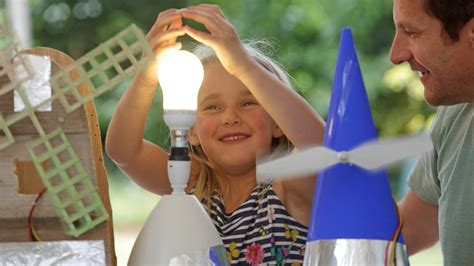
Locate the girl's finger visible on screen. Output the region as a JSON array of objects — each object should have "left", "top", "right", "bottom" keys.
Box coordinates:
[
  {"left": 169, "top": 17, "right": 183, "bottom": 30},
  {"left": 156, "top": 8, "right": 179, "bottom": 20},
  {"left": 141, "top": 40, "right": 182, "bottom": 68},
  {"left": 183, "top": 7, "right": 235, "bottom": 36},
  {"left": 181, "top": 8, "right": 223, "bottom": 33},
  {"left": 146, "top": 17, "right": 181, "bottom": 41},
  {"left": 195, "top": 4, "right": 226, "bottom": 19},
  {"left": 147, "top": 12, "right": 182, "bottom": 39},
  {"left": 164, "top": 17, "right": 183, "bottom": 44},
  {"left": 153, "top": 42, "right": 182, "bottom": 60},
  {"left": 149, "top": 27, "right": 186, "bottom": 49},
  {"left": 183, "top": 25, "right": 215, "bottom": 46},
  {"left": 156, "top": 9, "right": 180, "bottom": 30}
]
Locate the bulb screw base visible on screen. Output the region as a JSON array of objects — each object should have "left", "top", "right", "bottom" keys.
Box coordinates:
[
  {"left": 169, "top": 146, "right": 190, "bottom": 161},
  {"left": 168, "top": 129, "right": 191, "bottom": 195},
  {"left": 170, "top": 129, "right": 189, "bottom": 149}
]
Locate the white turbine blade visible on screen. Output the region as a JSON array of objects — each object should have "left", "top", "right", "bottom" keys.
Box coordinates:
[
  {"left": 349, "top": 133, "right": 433, "bottom": 170},
  {"left": 256, "top": 146, "right": 337, "bottom": 183}
]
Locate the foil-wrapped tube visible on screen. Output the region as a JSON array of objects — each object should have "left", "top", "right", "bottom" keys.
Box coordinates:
[
  {"left": 0, "top": 240, "right": 106, "bottom": 265},
  {"left": 304, "top": 239, "right": 409, "bottom": 265}
]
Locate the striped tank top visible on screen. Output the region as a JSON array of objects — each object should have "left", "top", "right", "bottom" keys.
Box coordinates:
[{"left": 202, "top": 183, "right": 307, "bottom": 265}]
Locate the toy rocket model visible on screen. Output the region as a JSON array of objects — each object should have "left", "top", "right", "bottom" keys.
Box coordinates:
[
  {"left": 257, "top": 27, "right": 433, "bottom": 265},
  {"left": 303, "top": 28, "right": 409, "bottom": 265}
]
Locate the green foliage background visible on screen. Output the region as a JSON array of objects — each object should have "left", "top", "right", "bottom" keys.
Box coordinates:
[{"left": 11, "top": 0, "right": 435, "bottom": 221}]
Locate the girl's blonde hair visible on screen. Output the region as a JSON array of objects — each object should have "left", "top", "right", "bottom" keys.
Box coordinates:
[{"left": 190, "top": 41, "right": 295, "bottom": 206}]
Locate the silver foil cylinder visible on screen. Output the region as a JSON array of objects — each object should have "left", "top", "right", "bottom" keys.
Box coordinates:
[{"left": 304, "top": 239, "right": 408, "bottom": 265}]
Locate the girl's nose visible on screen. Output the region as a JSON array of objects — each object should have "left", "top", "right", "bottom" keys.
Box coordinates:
[{"left": 222, "top": 109, "right": 241, "bottom": 126}]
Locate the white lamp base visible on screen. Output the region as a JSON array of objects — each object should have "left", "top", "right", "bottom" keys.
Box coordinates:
[{"left": 128, "top": 195, "right": 227, "bottom": 265}]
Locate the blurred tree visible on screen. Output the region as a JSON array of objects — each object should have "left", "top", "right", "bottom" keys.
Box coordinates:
[{"left": 22, "top": 0, "right": 434, "bottom": 193}]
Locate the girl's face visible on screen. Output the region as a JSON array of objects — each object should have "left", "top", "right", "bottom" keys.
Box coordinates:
[{"left": 189, "top": 62, "right": 283, "bottom": 176}]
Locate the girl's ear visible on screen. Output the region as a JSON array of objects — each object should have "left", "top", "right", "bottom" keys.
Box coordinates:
[
  {"left": 188, "top": 126, "right": 200, "bottom": 145},
  {"left": 272, "top": 123, "right": 284, "bottom": 138}
]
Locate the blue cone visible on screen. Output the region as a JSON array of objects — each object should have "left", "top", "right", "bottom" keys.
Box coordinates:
[{"left": 304, "top": 28, "right": 408, "bottom": 265}]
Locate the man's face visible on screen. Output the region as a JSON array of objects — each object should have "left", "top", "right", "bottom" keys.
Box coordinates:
[{"left": 390, "top": 0, "right": 474, "bottom": 106}]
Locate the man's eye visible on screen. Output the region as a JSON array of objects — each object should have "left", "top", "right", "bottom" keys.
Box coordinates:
[{"left": 403, "top": 28, "right": 418, "bottom": 37}]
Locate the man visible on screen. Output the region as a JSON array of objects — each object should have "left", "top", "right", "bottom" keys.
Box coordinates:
[{"left": 390, "top": 0, "right": 474, "bottom": 265}]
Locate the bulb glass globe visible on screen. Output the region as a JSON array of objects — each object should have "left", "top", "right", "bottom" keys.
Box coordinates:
[{"left": 157, "top": 50, "right": 204, "bottom": 111}]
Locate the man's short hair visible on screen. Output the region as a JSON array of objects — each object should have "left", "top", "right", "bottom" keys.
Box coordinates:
[{"left": 424, "top": 0, "right": 474, "bottom": 41}]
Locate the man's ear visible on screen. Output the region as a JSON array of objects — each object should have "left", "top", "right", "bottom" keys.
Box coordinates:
[
  {"left": 467, "top": 17, "right": 474, "bottom": 49},
  {"left": 188, "top": 126, "right": 200, "bottom": 146},
  {"left": 272, "top": 123, "right": 284, "bottom": 138}
]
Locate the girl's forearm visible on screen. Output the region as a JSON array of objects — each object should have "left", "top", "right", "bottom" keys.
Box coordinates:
[
  {"left": 236, "top": 60, "right": 325, "bottom": 149},
  {"left": 105, "top": 75, "right": 157, "bottom": 165}
]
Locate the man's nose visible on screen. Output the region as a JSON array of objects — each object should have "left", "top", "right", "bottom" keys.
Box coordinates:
[{"left": 389, "top": 32, "right": 412, "bottom": 65}]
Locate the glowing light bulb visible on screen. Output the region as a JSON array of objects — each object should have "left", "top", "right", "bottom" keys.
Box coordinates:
[{"left": 157, "top": 50, "right": 204, "bottom": 111}]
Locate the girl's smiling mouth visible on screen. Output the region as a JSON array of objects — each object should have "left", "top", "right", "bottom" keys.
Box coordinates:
[{"left": 219, "top": 134, "right": 250, "bottom": 142}]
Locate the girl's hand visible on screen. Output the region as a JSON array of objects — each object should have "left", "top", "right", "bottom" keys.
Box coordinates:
[
  {"left": 137, "top": 9, "right": 186, "bottom": 88},
  {"left": 181, "top": 4, "right": 255, "bottom": 77}
]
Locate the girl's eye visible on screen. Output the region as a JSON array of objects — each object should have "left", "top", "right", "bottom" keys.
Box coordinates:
[
  {"left": 204, "top": 105, "right": 220, "bottom": 111},
  {"left": 242, "top": 100, "right": 258, "bottom": 107}
]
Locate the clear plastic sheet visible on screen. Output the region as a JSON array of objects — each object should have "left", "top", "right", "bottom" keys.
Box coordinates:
[
  {"left": 304, "top": 239, "right": 409, "bottom": 265},
  {"left": 165, "top": 244, "right": 228, "bottom": 266},
  {"left": 0, "top": 240, "right": 105, "bottom": 266}
]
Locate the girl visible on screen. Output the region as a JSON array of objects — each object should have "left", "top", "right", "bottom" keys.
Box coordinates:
[{"left": 106, "top": 4, "right": 325, "bottom": 265}]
